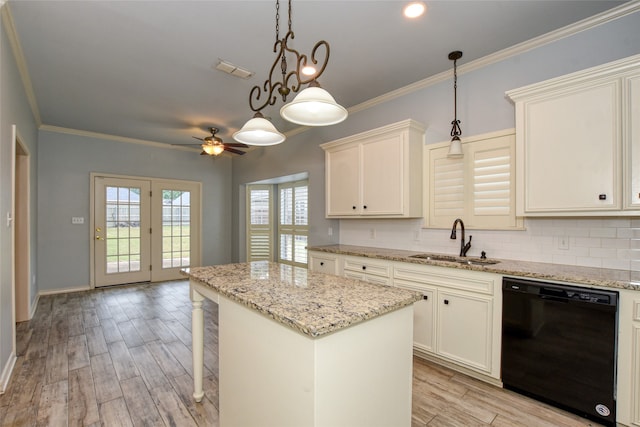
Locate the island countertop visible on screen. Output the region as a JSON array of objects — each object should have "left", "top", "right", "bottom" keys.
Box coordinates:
[{"left": 182, "top": 261, "right": 422, "bottom": 338}]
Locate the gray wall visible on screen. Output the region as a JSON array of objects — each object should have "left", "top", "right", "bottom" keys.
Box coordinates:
[
  {"left": 231, "top": 9, "right": 640, "bottom": 262},
  {"left": 0, "top": 7, "right": 39, "bottom": 382},
  {"left": 37, "top": 130, "right": 233, "bottom": 292}
]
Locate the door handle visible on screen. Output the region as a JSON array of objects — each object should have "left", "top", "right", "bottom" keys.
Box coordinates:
[{"left": 96, "top": 236, "right": 104, "bottom": 240}]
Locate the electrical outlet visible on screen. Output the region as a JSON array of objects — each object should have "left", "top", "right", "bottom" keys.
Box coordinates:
[
  {"left": 558, "top": 236, "right": 569, "bottom": 250},
  {"left": 369, "top": 228, "right": 376, "bottom": 239}
]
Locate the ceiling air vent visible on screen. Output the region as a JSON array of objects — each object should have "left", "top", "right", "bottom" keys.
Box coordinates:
[{"left": 215, "top": 59, "right": 254, "bottom": 79}]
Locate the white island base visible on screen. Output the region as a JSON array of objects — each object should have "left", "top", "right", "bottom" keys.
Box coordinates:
[{"left": 191, "top": 282, "right": 415, "bottom": 427}]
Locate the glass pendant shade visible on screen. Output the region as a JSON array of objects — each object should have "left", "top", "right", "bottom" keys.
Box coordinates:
[
  {"left": 280, "top": 86, "right": 348, "bottom": 126},
  {"left": 233, "top": 116, "right": 286, "bottom": 146},
  {"left": 202, "top": 144, "right": 225, "bottom": 156},
  {"left": 447, "top": 136, "right": 463, "bottom": 158}
]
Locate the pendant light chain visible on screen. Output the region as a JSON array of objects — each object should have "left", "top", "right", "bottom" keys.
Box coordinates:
[{"left": 450, "top": 52, "right": 462, "bottom": 139}]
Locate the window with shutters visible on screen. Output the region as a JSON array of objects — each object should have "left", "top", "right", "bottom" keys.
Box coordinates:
[
  {"left": 278, "top": 180, "right": 308, "bottom": 267},
  {"left": 246, "top": 185, "right": 273, "bottom": 261},
  {"left": 246, "top": 179, "right": 309, "bottom": 266},
  {"left": 424, "top": 129, "right": 523, "bottom": 230}
]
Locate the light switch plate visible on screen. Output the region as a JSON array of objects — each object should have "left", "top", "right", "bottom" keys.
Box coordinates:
[{"left": 72, "top": 217, "right": 85, "bottom": 225}]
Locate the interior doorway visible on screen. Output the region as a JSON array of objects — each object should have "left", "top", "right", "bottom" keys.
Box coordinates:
[{"left": 14, "top": 126, "right": 31, "bottom": 323}]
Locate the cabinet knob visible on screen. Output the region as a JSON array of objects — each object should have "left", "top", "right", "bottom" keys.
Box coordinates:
[
  {"left": 444, "top": 299, "right": 449, "bottom": 305},
  {"left": 320, "top": 262, "right": 324, "bottom": 266},
  {"left": 352, "top": 206, "right": 356, "bottom": 210},
  {"left": 363, "top": 205, "right": 368, "bottom": 209},
  {"left": 423, "top": 295, "right": 428, "bottom": 300},
  {"left": 362, "top": 266, "right": 366, "bottom": 270},
  {"left": 599, "top": 194, "right": 607, "bottom": 200}
]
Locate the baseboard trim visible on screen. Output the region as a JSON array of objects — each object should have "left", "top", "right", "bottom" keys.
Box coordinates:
[
  {"left": 38, "top": 285, "right": 91, "bottom": 297},
  {"left": 0, "top": 351, "right": 17, "bottom": 394},
  {"left": 413, "top": 348, "right": 503, "bottom": 388},
  {"left": 28, "top": 293, "right": 39, "bottom": 320}
]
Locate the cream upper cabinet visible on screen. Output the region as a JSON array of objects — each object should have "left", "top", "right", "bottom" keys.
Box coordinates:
[
  {"left": 321, "top": 119, "right": 425, "bottom": 218},
  {"left": 625, "top": 72, "right": 640, "bottom": 209},
  {"left": 507, "top": 54, "right": 640, "bottom": 216},
  {"left": 424, "top": 129, "right": 522, "bottom": 230}
]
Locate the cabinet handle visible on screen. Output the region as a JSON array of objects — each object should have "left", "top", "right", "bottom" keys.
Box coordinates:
[
  {"left": 599, "top": 194, "right": 607, "bottom": 200},
  {"left": 363, "top": 205, "right": 368, "bottom": 209},
  {"left": 320, "top": 262, "right": 324, "bottom": 266},
  {"left": 423, "top": 295, "right": 428, "bottom": 300},
  {"left": 352, "top": 206, "right": 357, "bottom": 210},
  {"left": 362, "top": 266, "right": 366, "bottom": 270},
  {"left": 444, "top": 299, "right": 449, "bottom": 305}
]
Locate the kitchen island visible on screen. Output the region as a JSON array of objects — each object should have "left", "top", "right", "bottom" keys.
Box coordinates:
[{"left": 183, "top": 261, "right": 422, "bottom": 427}]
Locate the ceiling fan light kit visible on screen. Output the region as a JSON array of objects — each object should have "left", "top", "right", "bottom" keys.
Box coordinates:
[{"left": 233, "top": 0, "right": 347, "bottom": 146}]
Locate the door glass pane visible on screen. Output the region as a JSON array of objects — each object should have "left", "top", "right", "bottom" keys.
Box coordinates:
[
  {"left": 162, "top": 190, "right": 191, "bottom": 268},
  {"left": 105, "top": 186, "right": 141, "bottom": 273}
]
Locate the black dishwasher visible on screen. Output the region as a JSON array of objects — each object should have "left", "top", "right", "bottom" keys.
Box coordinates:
[{"left": 501, "top": 277, "right": 618, "bottom": 426}]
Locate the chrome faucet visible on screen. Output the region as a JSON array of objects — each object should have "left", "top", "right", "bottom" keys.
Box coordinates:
[{"left": 450, "top": 218, "right": 472, "bottom": 257}]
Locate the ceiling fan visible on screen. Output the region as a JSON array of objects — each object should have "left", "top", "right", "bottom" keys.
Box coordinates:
[{"left": 180, "top": 127, "right": 249, "bottom": 156}]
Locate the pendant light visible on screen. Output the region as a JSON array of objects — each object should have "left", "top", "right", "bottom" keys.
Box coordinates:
[
  {"left": 233, "top": 0, "right": 347, "bottom": 145},
  {"left": 447, "top": 51, "right": 463, "bottom": 159}
]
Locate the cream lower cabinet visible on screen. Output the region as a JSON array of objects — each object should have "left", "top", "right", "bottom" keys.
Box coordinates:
[
  {"left": 394, "top": 262, "right": 502, "bottom": 382},
  {"left": 616, "top": 289, "right": 640, "bottom": 427}
]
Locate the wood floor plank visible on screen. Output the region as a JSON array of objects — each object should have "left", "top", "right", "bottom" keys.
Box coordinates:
[
  {"left": 128, "top": 344, "right": 171, "bottom": 390},
  {"left": 107, "top": 340, "right": 140, "bottom": 381},
  {"left": 90, "top": 352, "right": 123, "bottom": 403},
  {"left": 15, "top": 326, "right": 33, "bottom": 357},
  {"left": 149, "top": 383, "right": 198, "bottom": 427},
  {"left": 25, "top": 328, "right": 49, "bottom": 360},
  {"left": 36, "top": 380, "right": 68, "bottom": 427},
  {"left": 117, "top": 320, "right": 145, "bottom": 348},
  {"left": 48, "top": 316, "right": 69, "bottom": 345},
  {"left": 161, "top": 318, "right": 192, "bottom": 346},
  {"left": 45, "top": 342, "right": 69, "bottom": 384},
  {"left": 82, "top": 308, "right": 100, "bottom": 328},
  {"left": 97, "top": 397, "right": 133, "bottom": 427},
  {"left": 145, "top": 318, "right": 179, "bottom": 343},
  {"left": 130, "top": 317, "right": 158, "bottom": 343},
  {"left": 164, "top": 339, "right": 213, "bottom": 378},
  {"left": 100, "top": 318, "right": 124, "bottom": 344},
  {"left": 145, "top": 341, "right": 187, "bottom": 379},
  {"left": 67, "top": 312, "right": 85, "bottom": 337},
  {"left": 68, "top": 334, "right": 90, "bottom": 371},
  {"left": 85, "top": 325, "right": 108, "bottom": 356},
  {"left": 1, "top": 405, "right": 37, "bottom": 427},
  {"left": 68, "top": 366, "right": 100, "bottom": 426},
  {"left": 8, "top": 356, "right": 45, "bottom": 407},
  {"left": 120, "top": 376, "right": 165, "bottom": 426},
  {"left": 170, "top": 373, "right": 219, "bottom": 426}
]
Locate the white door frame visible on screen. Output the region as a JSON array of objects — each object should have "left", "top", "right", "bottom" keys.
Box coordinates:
[
  {"left": 13, "top": 126, "right": 31, "bottom": 322},
  {"left": 89, "top": 173, "right": 202, "bottom": 288}
]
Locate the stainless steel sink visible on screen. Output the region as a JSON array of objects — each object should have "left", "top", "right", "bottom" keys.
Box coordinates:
[
  {"left": 409, "top": 253, "right": 459, "bottom": 262},
  {"left": 409, "top": 253, "right": 499, "bottom": 266}
]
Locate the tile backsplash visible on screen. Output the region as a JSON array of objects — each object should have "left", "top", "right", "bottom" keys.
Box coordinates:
[{"left": 338, "top": 218, "right": 640, "bottom": 272}]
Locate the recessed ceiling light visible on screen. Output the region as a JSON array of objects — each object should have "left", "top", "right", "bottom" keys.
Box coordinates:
[{"left": 403, "top": 2, "right": 426, "bottom": 19}]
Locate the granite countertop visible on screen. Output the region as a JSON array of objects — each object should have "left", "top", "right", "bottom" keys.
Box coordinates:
[
  {"left": 308, "top": 244, "right": 640, "bottom": 291},
  {"left": 182, "top": 261, "right": 422, "bottom": 338}
]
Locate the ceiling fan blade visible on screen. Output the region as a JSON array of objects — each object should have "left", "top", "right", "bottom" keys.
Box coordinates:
[
  {"left": 224, "top": 147, "right": 246, "bottom": 155},
  {"left": 224, "top": 143, "right": 250, "bottom": 148},
  {"left": 192, "top": 136, "right": 205, "bottom": 142},
  {"left": 172, "top": 143, "right": 203, "bottom": 147},
  {"left": 200, "top": 151, "right": 208, "bottom": 156}
]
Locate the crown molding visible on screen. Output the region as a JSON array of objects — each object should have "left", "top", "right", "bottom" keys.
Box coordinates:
[
  {"left": 1, "top": 2, "right": 42, "bottom": 126},
  {"left": 39, "top": 124, "right": 200, "bottom": 152},
  {"left": 347, "top": 0, "right": 640, "bottom": 116}
]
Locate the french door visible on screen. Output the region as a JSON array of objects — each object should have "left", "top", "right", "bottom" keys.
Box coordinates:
[{"left": 93, "top": 175, "right": 201, "bottom": 287}]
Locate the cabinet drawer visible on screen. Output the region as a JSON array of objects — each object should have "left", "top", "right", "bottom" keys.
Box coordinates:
[
  {"left": 310, "top": 257, "right": 337, "bottom": 275},
  {"left": 344, "top": 257, "right": 391, "bottom": 278}
]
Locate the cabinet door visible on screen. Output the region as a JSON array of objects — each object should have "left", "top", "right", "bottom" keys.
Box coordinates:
[
  {"left": 396, "top": 281, "right": 435, "bottom": 353},
  {"left": 626, "top": 73, "right": 640, "bottom": 209},
  {"left": 326, "top": 144, "right": 360, "bottom": 216},
  {"left": 521, "top": 80, "right": 621, "bottom": 212},
  {"left": 361, "top": 134, "right": 404, "bottom": 215},
  {"left": 436, "top": 290, "right": 492, "bottom": 372}
]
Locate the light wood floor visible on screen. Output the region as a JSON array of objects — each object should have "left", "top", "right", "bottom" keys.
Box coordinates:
[{"left": 0, "top": 280, "right": 603, "bottom": 427}]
